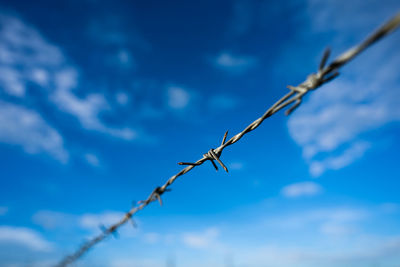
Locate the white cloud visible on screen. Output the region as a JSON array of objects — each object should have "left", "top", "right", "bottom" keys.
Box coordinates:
[
  {"left": 109, "top": 258, "right": 161, "bottom": 267},
  {"left": 116, "top": 92, "right": 129, "bottom": 105},
  {"left": 32, "top": 209, "right": 138, "bottom": 239},
  {"left": 0, "top": 12, "right": 139, "bottom": 147},
  {"left": 0, "top": 206, "right": 8, "bottom": 216},
  {"left": 0, "top": 101, "right": 68, "bottom": 162},
  {"left": 309, "top": 141, "right": 370, "bottom": 177},
  {"left": 232, "top": 236, "right": 400, "bottom": 267},
  {"left": 213, "top": 52, "right": 257, "bottom": 73},
  {"left": 320, "top": 221, "right": 357, "bottom": 235},
  {"left": 0, "top": 226, "right": 53, "bottom": 252},
  {"left": 30, "top": 68, "right": 49, "bottom": 87},
  {"left": 79, "top": 211, "right": 125, "bottom": 230},
  {"left": 182, "top": 227, "right": 220, "bottom": 249},
  {"left": 32, "top": 210, "right": 75, "bottom": 230},
  {"left": 143, "top": 232, "right": 160, "bottom": 244},
  {"left": 78, "top": 210, "right": 138, "bottom": 238},
  {"left": 166, "top": 86, "right": 191, "bottom": 110},
  {"left": 0, "top": 13, "right": 63, "bottom": 97},
  {"left": 307, "top": 0, "right": 400, "bottom": 37},
  {"left": 116, "top": 49, "right": 134, "bottom": 68},
  {"left": 0, "top": 66, "right": 25, "bottom": 96},
  {"left": 264, "top": 207, "right": 367, "bottom": 233},
  {"left": 85, "top": 153, "right": 100, "bottom": 167},
  {"left": 281, "top": 181, "right": 322, "bottom": 198},
  {"left": 228, "top": 161, "right": 244, "bottom": 170},
  {"left": 51, "top": 68, "right": 136, "bottom": 140}
]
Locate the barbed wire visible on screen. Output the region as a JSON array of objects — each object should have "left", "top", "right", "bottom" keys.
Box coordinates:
[{"left": 55, "top": 12, "right": 400, "bottom": 267}]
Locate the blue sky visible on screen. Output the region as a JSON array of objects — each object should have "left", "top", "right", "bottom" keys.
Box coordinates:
[{"left": 0, "top": 0, "right": 399, "bottom": 266}]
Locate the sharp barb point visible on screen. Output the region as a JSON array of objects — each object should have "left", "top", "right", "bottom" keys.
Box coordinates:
[
  {"left": 221, "top": 131, "right": 228, "bottom": 145},
  {"left": 319, "top": 47, "right": 331, "bottom": 70},
  {"left": 210, "top": 159, "right": 219, "bottom": 171}
]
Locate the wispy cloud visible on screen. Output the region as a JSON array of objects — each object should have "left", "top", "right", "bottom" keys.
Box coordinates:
[
  {"left": 166, "top": 86, "right": 193, "bottom": 110},
  {"left": 32, "top": 210, "right": 75, "bottom": 230},
  {"left": 228, "top": 161, "right": 244, "bottom": 171},
  {"left": 0, "top": 13, "right": 62, "bottom": 97},
  {"left": 0, "top": 101, "right": 68, "bottom": 162},
  {"left": 79, "top": 211, "right": 126, "bottom": 231},
  {"left": 307, "top": 0, "right": 400, "bottom": 37},
  {"left": 182, "top": 227, "right": 220, "bottom": 249},
  {"left": 0, "top": 226, "right": 53, "bottom": 252},
  {"left": 109, "top": 258, "right": 161, "bottom": 267},
  {"left": 115, "top": 49, "right": 134, "bottom": 68},
  {"left": 84, "top": 153, "right": 100, "bottom": 167},
  {"left": 309, "top": 141, "right": 370, "bottom": 177},
  {"left": 115, "top": 92, "right": 129, "bottom": 106},
  {"left": 0, "top": 12, "right": 142, "bottom": 151},
  {"left": 32, "top": 209, "right": 138, "bottom": 239},
  {"left": 230, "top": 236, "right": 400, "bottom": 267},
  {"left": 51, "top": 68, "right": 137, "bottom": 140},
  {"left": 213, "top": 52, "right": 257, "bottom": 74},
  {"left": 256, "top": 206, "right": 367, "bottom": 236},
  {"left": 143, "top": 232, "right": 160, "bottom": 244},
  {"left": 281, "top": 181, "right": 322, "bottom": 198}
]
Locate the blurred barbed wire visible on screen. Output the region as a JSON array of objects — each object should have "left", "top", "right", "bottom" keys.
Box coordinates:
[{"left": 55, "top": 12, "right": 400, "bottom": 267}]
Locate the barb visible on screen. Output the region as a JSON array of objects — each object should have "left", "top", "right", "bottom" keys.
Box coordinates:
[
  {"left": 179, "top": 131, "right": 229, "bottom": 172},
  {"left": 55, "top": 12, "right": 400, "bottom": 267}
]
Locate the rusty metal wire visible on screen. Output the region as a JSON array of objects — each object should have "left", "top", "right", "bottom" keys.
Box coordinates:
[{"left": 55, "top": 12, "right": 400, "bottom": 267}]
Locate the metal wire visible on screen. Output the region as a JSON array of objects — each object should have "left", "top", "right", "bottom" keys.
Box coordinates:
[{"left": 55, "top": 12, "right": 400, "bottom": 267}]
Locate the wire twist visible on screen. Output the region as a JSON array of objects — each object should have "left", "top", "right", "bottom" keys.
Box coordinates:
[
  {"left": 284, "top": 48, "right": 340, "bottom": 115},
  {"left": 179, "top": 131, "right": 229, "bottom": 172}
]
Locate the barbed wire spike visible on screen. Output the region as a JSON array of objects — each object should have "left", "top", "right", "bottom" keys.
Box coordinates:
[
  {"left": 145, "top": 186, "right": 171, "bottom": 206},
  {"left": 284, "top": 47, "right": 342, "bottom": 116},
  {"left": 179, "top": 131, "right": 229, "bottom": 172},
  {"left": 205, "top": 149, "right": 228, "bottom": 172},
  {"left": 319, "top": 47, "right": 331, "bottom": 71},
  {"left": 221, "top": 130, "right": 228, "bottom": 146},
  {"left": 126, "top": 203, "right": 138, "bottom": 228},
  {"left": 129, "top": 217, "right": 137, "bottom": 228},
  {"left": 99, "top": 225, "right": 119, "bottom": 239}
]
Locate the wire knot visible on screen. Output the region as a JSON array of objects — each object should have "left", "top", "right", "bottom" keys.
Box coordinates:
[
  {"left": 203, "top": 148, "right": 228, "bottom": 172},
  {"left": 100, "top": 225, "right": 119, "bottom": 239},
  {"left": 178, "top": 131, "right": 229, "bottom": 173},
  {"left": 138, "top": 186, "right": 171, "bottom": 206},
  {"left": 285, "top": 48, "right": 339, "bottom": 115}
]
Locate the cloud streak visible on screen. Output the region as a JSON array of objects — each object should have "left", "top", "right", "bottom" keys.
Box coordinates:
[
  {"left": 213, "top": 52, "right": 257, "bottom": 74},
  {"left": 0, "top": 13, "right": 62, "bottom": 97},
  {"left": 0, "top": 101, "right": 68, "bottom": 162},
  {"left": 182, "top": 227, "right": 220, "bottom": 249},
  {"left": 281, "top": 181, "right": 322, "bottom": 198},
  {"left": 0, "top": 12, "right": 144, "bottom": 161},
  {"left": 0, "top": 226, "right": 53, "bottom": 252}
]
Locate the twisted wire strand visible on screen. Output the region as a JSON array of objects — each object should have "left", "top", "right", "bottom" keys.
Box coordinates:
[{"left": 56, "top": 12, "right": 400, "bottom": 267}]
